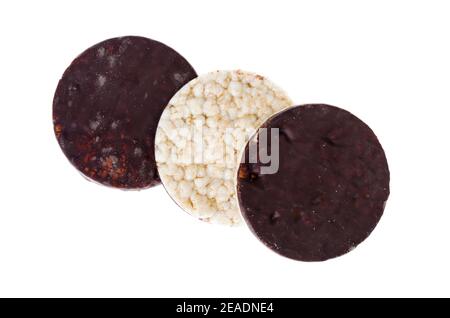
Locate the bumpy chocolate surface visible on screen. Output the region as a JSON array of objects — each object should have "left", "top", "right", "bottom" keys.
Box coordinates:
[
  {"left": 237, "top": 104, "right": 390, "bottom": 261},
  {"left": 53, "top": 36, "right": 197, "bottom": 189}
]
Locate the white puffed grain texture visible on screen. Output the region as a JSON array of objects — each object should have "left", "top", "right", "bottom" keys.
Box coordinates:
[{"left": 155, "top": 70, "right": 292, "bottom": 225}]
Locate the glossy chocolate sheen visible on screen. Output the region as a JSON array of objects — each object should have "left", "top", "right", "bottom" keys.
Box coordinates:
[
  {"left": 53, "top": 36, "right": 197, "bottom": 189},
  {"left": 237, "top": 104, "right": 390, "bottom": 261}
]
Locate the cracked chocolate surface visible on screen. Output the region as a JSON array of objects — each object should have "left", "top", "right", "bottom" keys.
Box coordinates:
[
  {"left": 237, "top": 104, "right": 390, "bottom": 261},
  {"left": 53, "top": 36, "right": 197, "bottom": 189}
]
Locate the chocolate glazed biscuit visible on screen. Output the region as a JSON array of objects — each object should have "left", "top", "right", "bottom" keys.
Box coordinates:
[
  {"left": 53, "top": 36, "right": 197, "bottom": 189},
  {"left": 237, "top": 104, "right": 390, "bottom": 261}
]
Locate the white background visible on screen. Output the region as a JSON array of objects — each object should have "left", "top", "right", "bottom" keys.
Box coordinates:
[{"left": 0, "top": 0, "right": 449, "bottom": 297}]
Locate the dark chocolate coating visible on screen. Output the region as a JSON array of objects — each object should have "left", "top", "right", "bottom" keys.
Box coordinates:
[
  {"left": 237, "top": 104, "right": 390, "bottom": 261},
  {"left": 53, "top": 36, "right": 197, "bottom": 189}
]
